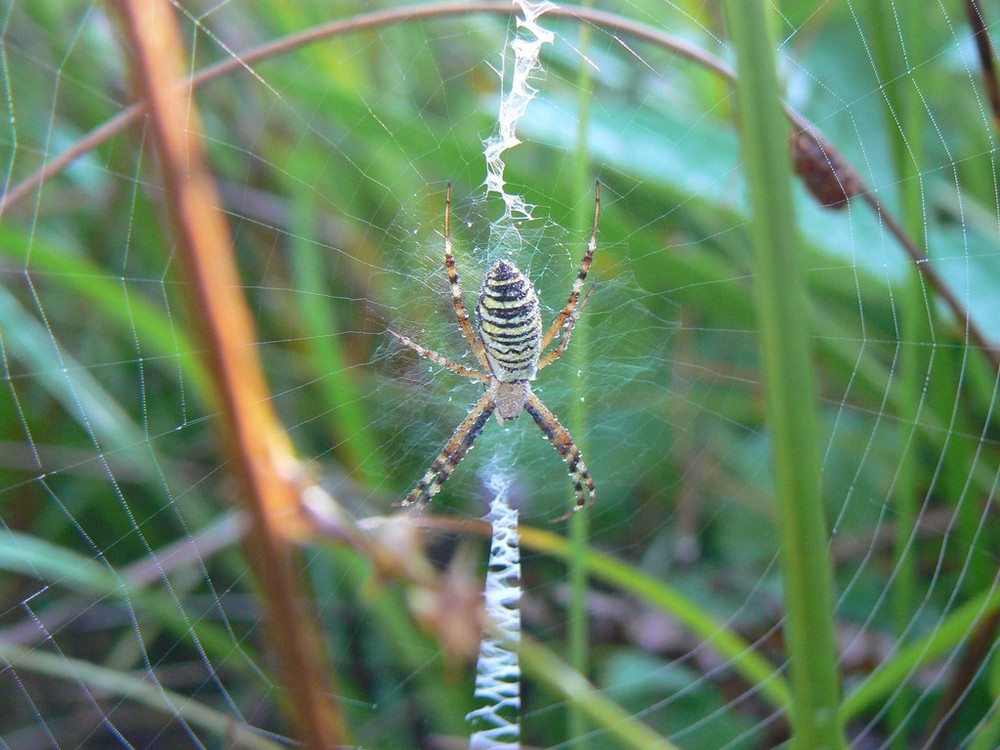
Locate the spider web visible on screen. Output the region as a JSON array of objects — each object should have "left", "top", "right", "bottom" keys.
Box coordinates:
[{"left": 1, "top": 1, "right": 999, "bottom": 749}]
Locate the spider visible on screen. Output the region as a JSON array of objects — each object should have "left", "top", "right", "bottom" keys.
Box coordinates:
[{"left": 390, "top": 182, "right": 600, "bottom": 517}]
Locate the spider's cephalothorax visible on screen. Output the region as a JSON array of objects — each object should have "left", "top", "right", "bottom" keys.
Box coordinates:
[{"left": 390, "top": 183, "right": 601, "bottom": 517}]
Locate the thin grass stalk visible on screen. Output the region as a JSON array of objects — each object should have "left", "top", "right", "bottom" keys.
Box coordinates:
[
  {"left": 567, "top": 1, "right": 595, "bottom": 744},
  {"left": 967, "top": 692, "right": 1000, "bottom": 750},
  {"left": 113, "top": 1, "right": 347, "bottom": 747},
  {"left": 891, "top": 115, "right": 929, "bottom": 750},
  {"left": 0, "top": 644, "right": 284, "bottom": 750},
  {"left": 410, "top": 515, "right": 793, "bottom": 709},
  {"left": 840, "top": 581, "right": 1000, "bottom": 721},
  {"left": 517, "top": 635, "right": 681, "bottom": 750},
  {"left": 720, "top": 3, "right": 847, "bottom": 748},
  {"left": 286, "top": 177, "right": 383, "bottom": 485},
  {"left": 864, "top": 6, "right": 929, "bottom": 744}
]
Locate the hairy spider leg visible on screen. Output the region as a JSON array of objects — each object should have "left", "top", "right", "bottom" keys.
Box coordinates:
[
  {"left": 524, "top": 391, "right": 595, "bottom": 515},
  {"left": 388, "top": 330, "right": 488, "bottom": 383},
  {"left": 394, "top": 183, "right": 600, "bottom": 515},
  {"left": 537, "top": 283, "right": 595, "bottom": 371},
  {"left": 540, "top": 180, "right": 601, "bottom": 351},
  {"left": 443, "top": 183, "right": 491, "bottom": 372},
  {"left": 401, "top": 392, "right": 496, "bottom": 506}
]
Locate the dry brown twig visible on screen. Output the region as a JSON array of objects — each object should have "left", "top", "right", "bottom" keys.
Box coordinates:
[
  {"left": 111, "top": 1, "right": 349, "bottom": 746},
  {"left": 5, "top": 1, "right": 994, "bottom": 373}
]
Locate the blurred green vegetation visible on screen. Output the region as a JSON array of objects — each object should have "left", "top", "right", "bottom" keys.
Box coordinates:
[{"left": 1, "top": 1, "right": 998, "bottom": 748}]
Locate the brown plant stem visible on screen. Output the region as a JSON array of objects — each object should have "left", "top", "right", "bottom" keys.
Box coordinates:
[
  {"left": 5, "top": 2, "right": 994, "bottom": 375},
  {"left": 965, "top": 0, "right": 1000, "bottom": 134},
  {"left": 111, "top": 1, "right": 348, "bottom": 747}
]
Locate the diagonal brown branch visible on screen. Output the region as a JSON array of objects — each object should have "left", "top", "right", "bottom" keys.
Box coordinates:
[
  {"left": 6, "top": 2, "right": 995, "bottom": 376},
  {"left": 110, "top": 1, "right": 348, "bottom": 747},
  {"left": 965, "top": 0, "right": 1000, "bottom": 134},
  {"left": 0, "top": 2, "right": 738, "bottom": 217}
]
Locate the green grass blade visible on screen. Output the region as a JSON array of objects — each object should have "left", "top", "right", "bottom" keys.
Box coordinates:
[
  {"left": 841, "top": 586, "right": 1000, "bottom": 721},
  {"left": 721, "top": 3, "right": 847, "bottom": 747},
  {"left": 0, "top": 225, "right": 210, "bottom": 402},
  {"left": 285, "top": 172, "right": 384, "bottom": 486},
  {"left": 0, "top": 643, "right": 283, "bottom": 750},
  {"left": 0, "top": 282, "right": 142, "bottom": 450},
  {"left": 0, "top": 528, "right": 241, "bottom": 659},
  {"left": 518, "top": 634, "right": 681, "bottom": 750},
  {"left": 567, "top": 2, "right": 596, "bottom": 744},
  {"left": 520, "top": 526, "right": 791, "bottom": 710},
  {"left": 863, "top": 7, "right": 933, "bottom": 744}
]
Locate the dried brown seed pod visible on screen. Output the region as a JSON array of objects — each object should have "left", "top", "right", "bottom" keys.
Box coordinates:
[{"left": 791, "top": 130, "right": 865, "bottom": 209}]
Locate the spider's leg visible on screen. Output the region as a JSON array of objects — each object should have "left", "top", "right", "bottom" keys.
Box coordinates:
[
  {"left": 537, "top": 284, "right": 595, "bottom": 370},
  {"left": 540, "top": 180, "right": 600, "bottom": 351},
  {"left": 443, "top": 183, "right": 491, "bottom": 371},
  {"left": 524, "top": 392, "right": 595, "bottom": 516},
  {"left": 389, "top": 330, "right": 488, "bottom": 383},
  {"left": 402, "top": 392, "right": 496, "bottom": 507}
]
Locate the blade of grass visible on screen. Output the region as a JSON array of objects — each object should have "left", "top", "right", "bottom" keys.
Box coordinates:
[
  {"left": 517, "top": 524, "right": 792, "bottom": 710},
  {"left": 0, "top": 225, "right": 210, "bottom": 403},
  {"left": 840, "top": 583, "right": 1000, "bottom": 721},
  {"left": 0, "top": 643, "right": 284, "bottom": 750},
  {"left": 568, "top": 1, "right": 596, "bottom": 744},
  {"left": 0, "top": 529, "right": 237, "bottom": 658},
  {"left": 864, "top": 7, "right": 945, "bottom": 745},
  {"left": 518, "top": 633, "right": 681, "bottom": 750},
  {"left": 721, "top": 3, "right": 847, "bottom": 748},
  {"left": 0, "top": 282, "right": 142, "bottom": 450},
  {"left": 285, "top": 172, "right": 383, "bottom": 486}
]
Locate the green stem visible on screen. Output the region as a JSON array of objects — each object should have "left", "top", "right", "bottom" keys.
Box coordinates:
[
  {"left": 287, "top": 182, "right": 383, "bottom": 486},
  {"left": 519, "top": 525, "right": 792, "bottom": 710},
  {"left": 567, "top": 5, "right": 595, "bottom": 745},
  {"left": 519, "top": 635, "right": 681, "bottom": 750},
  {"left": 721, "top": 3, "right": 847, "bottom": 748},
  {"left": 0, "top": 643, "right": 283, "bottom": 750},
  {"left": 865, "top": 5, "right": 927, "bottom": 745},
  {"left": 841, "top": 586, "right": 1000, "bottom": 720}
]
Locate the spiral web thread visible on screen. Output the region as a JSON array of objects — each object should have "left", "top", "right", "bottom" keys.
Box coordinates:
[{"left": 466, "top": 468, "right": 522, "bottom": 749}]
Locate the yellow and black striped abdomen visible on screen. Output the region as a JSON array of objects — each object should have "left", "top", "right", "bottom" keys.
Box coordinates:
[{"left": 476, "top": 259, "right": 542, "bottom": 383}]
